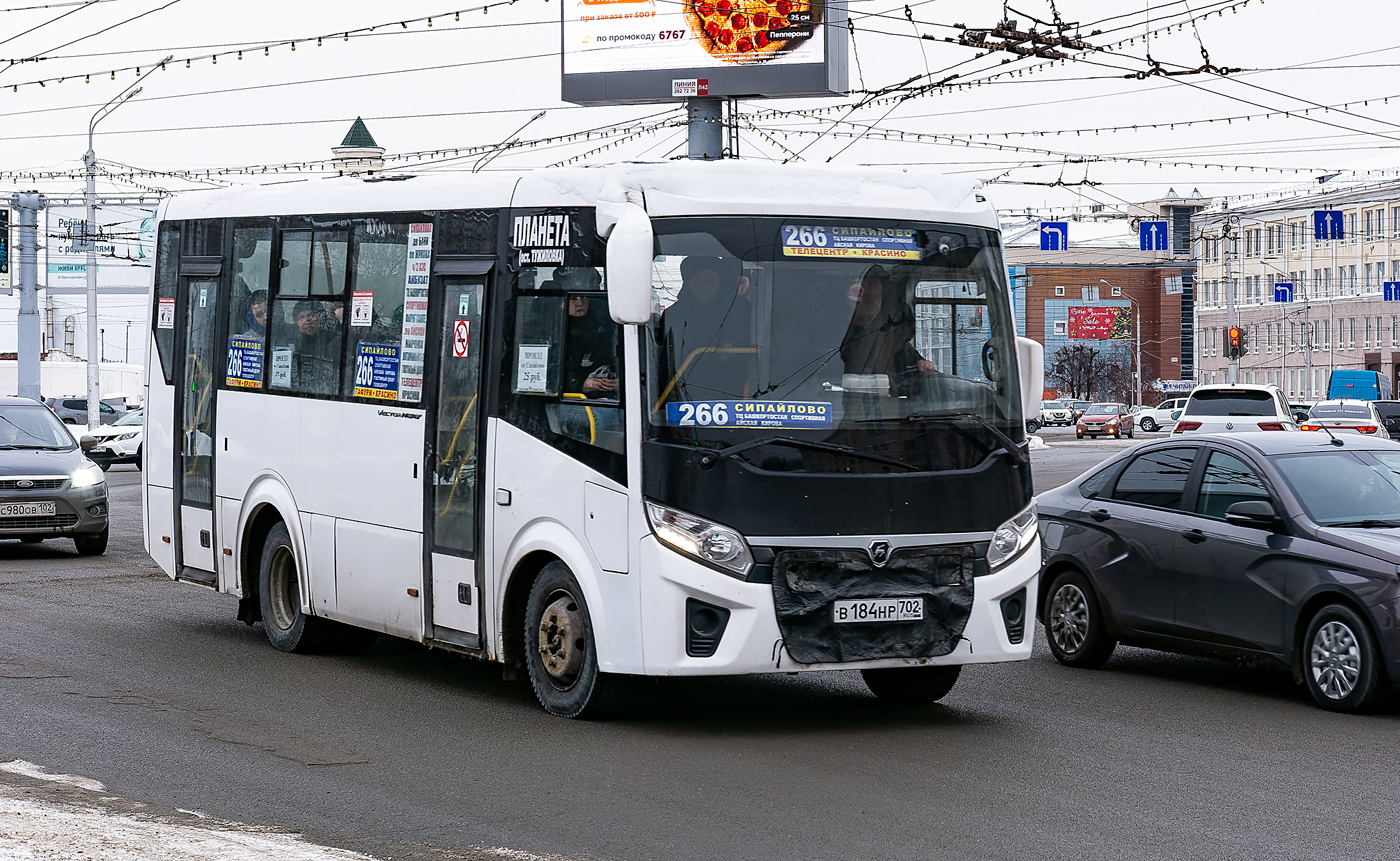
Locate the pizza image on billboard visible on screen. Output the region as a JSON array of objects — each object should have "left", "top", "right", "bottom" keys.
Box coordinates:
[{"left": 684, "top": 0, "right": 821, "bottom": 63}]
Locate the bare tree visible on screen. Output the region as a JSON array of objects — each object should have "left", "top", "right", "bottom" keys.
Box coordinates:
[{"left": 1048, "top": 343, "right": 1135, "bottom": 401}]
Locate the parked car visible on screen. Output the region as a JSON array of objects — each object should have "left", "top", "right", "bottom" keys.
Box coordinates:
[
  {"left": 1075, "top": 403, "right": 1134, "bottom": 439},
  {"left": 43, "top": 397, "right": 125, "bottom": 426},
  {"left": 83, "top": 409, "right": 144, "bottom": 470},
  {"left": 1135, "top": 397, "right": 1188, "bottom": 433},
  {"left": 1172, "top": 384, "right": 1298, "bottom": 435},
  {"left": 0, "top": 397, "right": 108, "bottom": 554},
  {"left": 1038, "top": 432, "right": 1400, "bottom": 712},
  {"left": 1068, "top": 400, "right": 1092, "bottom": 420},
  {"left": 1041, "top": 399, "right": 1075, "bottom": 427}
]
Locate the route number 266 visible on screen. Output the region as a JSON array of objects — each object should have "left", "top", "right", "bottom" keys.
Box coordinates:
[
  {"left": 782, "top": 225, "right": 829, "bottom": 247},
  {"left": 675, "top": 403, "right": 730, "bottom": 426}
]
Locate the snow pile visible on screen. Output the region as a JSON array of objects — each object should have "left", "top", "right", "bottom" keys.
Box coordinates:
[{"left": 1028, "top": 435, "right": 1049, "bottom": 450}]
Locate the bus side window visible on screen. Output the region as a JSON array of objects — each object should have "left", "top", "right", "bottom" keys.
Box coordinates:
[
  {"left": 267, "top": 229, "right": 348, "bottom": 398},
  {"left": 225, "top": 223, "right": 273, "bottom": 390},
  {"left": 343, "top": 220, "right": 413, "bottom": 402},
  {"left": 151, "top": 222, "right": 181, "bottom": 385}
]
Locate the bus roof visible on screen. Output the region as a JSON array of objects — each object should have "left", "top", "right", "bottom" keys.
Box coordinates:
[{"left": 159, "top": 162, "right": 999, "bottom": 230}]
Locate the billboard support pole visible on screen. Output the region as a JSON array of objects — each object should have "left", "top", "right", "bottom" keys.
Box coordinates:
[
  {"left": 12, "top": 192, "right": 44, "bottom": 401},
  {"left": 687, "top": 98, "right": 723, "bottom": 160}
]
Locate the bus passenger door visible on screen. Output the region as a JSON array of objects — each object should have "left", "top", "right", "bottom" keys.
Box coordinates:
[
  {"left": 177, "top": 274, "right": 220, "bottom": 581},
  {"left": 428, "top": 275, "right": 488, "bottom": 642}
]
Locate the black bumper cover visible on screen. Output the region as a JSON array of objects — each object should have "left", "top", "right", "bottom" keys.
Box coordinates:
[{"left": 772, "top": 546, "right": 975, "bottom": 664}]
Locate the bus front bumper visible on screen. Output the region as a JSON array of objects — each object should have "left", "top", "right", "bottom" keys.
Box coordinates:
[{"left": 635, "top": 535, "right": 1040, "bottom": 675}]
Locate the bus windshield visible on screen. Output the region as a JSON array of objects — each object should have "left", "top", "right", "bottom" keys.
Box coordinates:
[{"left": 645, "top": 217, "right": 1020, "bottom": 472}]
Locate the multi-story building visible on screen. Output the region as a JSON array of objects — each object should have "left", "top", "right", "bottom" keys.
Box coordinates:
[
  {"left": 1194, "top": 173, "right": 1400, "bottom": 399},
  {"left": 1003, "top": 190, "right": 1210, "bottom": 403}
]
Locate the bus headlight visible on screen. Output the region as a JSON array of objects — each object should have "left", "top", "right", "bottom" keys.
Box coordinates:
[
  {"left": 70, "top": 463, "right": 106, "bottom": 489},
  {"left": 646, "top": 501, "right": 753, "bottom": 579},
  {"left": 987, "top": 502, "right": 1036, "bottom": 572}
]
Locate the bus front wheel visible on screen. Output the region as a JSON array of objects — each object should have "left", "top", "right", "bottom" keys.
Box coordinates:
[
  {"left": 860, "top": 665, "right": 961, "bottom": 704},
  {"left": 524, "top": 561, "right": 627, "bottom": 718},
  {"left": 259, "top": 522, "right": 335, "bottom": 653}
]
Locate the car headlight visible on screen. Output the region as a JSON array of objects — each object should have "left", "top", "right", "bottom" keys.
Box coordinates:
[
  {"left": 987, "top": 502, "right": 1037, "bottom": 571},
  {"left": 117, "top": 432, "right": 139, "bottom": 441},
  {"left": 70, "top": 463, "right": 105, "bottom": 488},
  {"left": 646, "top": 501, "right": 753, "bottom": 579}
]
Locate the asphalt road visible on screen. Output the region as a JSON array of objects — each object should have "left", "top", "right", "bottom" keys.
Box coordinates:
[{"left": 4, "top": 446, "right": 1400, "bottom": 861}]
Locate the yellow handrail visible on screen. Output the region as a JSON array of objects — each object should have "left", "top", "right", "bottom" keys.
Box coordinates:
[
  {"left": 650, "top": 346, "right": 759, "bottom": 413},
  {"left": 561, "top": 392, "right": 596, "bottom": 444}
]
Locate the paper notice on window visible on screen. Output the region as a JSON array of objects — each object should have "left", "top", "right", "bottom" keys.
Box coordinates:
[
  {"left": 397, "top": 223, "right": 433, "bottom": 403},
  {"left": 516, "top": 344, "right": 549, "bottom": 393},
  {"left": 157, "top": 297, "right": 175, "bottom": 329},
  {"left": 270, "top": 347, "right": 293, "bottom": 388},
  {"left": 351, "top": 291, "right": 374, "bottom": 327}
]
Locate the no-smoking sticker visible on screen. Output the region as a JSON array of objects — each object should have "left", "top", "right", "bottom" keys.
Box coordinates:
[{"left": 452, "top": 320, "right": 470, "bottom": 358}]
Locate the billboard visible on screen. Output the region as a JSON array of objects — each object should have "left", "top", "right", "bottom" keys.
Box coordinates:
[
  {"left": 562, "top": 0, "right": 848, "bottom": 105},
  {"left": 44, "top": 205, "right": 156, "bottom": 294},
  {"left": 1068, "top": 306, "right": 1131, "bottom": 340}
]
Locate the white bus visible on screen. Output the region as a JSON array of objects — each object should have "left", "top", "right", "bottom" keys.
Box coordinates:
[{"left": 143, "top": 161, "right": 1045, "bottom": 717}]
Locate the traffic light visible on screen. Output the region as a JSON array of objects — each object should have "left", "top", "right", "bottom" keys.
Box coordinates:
[{"left": 1227, "top": 326, "right": 1243, "bottom": 359}]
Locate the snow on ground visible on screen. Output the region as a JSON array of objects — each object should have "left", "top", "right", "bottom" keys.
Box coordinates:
[{"left": 1028, "top": 435, "right": 1049, "bottom": 450}]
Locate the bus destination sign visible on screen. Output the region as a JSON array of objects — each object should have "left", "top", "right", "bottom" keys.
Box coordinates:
[
  {"left": 665, "top": 400, "right": 832, "bottom": 428},
  {"left": 780, "top": 225, "right": 920, "bottom": 260}
]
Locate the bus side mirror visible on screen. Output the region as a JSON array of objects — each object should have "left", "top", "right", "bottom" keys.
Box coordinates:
[
  {"left": 1015, "top": 337, "right": 1044, "bottom": 424},
  {"left": 601, "top": 201, "right": 653, "bottom": 325}
]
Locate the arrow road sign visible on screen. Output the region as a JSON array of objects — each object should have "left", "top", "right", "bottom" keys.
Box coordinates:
[
  {"left": 1139, "top": 220, "right": 1169, "bottom": 251},
  {"left": 1313, "top": 210, "right": 1343, "bottom": 241},
  {"left": 1040, "top": 221, "right": 1068, "bottom": 251},
  {"left": 1385, "top": 282, "right": 1400, "bottom": 302},
  {"left": 1273, "top": 282, "right": 1294, "bottom": 303}
]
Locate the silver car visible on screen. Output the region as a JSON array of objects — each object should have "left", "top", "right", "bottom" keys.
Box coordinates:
[
  {"left": 43, "top": 396, "right": 125, "bottom": 426},
  {"left": 0, "top": 397, "right": 109, "bottom": 555}
]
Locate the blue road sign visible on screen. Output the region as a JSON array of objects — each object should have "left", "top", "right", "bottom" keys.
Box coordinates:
[
  {"left": 1040, "top": 221, "right": 1068, "bottom": 251},
  {"left": 1273, "top": 282, "right": 1294, "bottom": 303},
  {"left": 1385, "top": 282, "right": 1400, "bottom": 302},
  {"left": 1139, "top": 220, "right": 1169, "bottom": 251},
  {"left": 1313, "top": 210, "right": 1343, "bottom": 241}
]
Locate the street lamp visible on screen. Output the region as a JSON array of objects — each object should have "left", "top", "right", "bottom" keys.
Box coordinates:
[
  {"left": 82, "top": 56, "right": 171, "bottom": 430},
  {"left": 1102, "top": 279, "right": 1143, "bottom": 407}
]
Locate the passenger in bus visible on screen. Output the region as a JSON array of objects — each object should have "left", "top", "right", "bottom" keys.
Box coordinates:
[
  {"left": 659, "top": 256, "right": 754, "bottom": 399},
  {"left": 564, "top": 294, "right": 618, "bottom": 399},
  {"left": 238, "top": 289, "right": 268, "bottom": 340},
  {"left": 291, "top": 300, "right": 341, "bottom": 395},
  {"left": 840, "top": 266, "right": 937, "bottom": 400}
]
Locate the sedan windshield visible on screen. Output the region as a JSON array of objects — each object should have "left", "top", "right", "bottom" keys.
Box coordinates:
[
  {"left": 0, "top": 406, "right": 77, "bottom": 450},
  {"left": 1084, "top": 405, "right": 1118, "bottom": 416},
  {"left": 1187, "top": 390, "right": 1275, "bottom": 416},
  {"left": 645, "top": 217, "right": 1019, "bottom": 472},
  {"left": 1274, "top": 450, "right": 1400, "bottom": 526}
]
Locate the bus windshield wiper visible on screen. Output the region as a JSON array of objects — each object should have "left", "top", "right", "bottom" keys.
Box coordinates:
[
  {"left": 879, "top": 412, "right": 1029, "bottom": 465},
  {"left": 696, "top": 435, "right": 917, "bottom": 471}
]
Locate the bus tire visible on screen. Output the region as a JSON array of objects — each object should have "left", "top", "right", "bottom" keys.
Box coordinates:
[
  {"left": 860, "top": 665, "right": 961, "bottom": 704},
  {"left": 524, "top": 561, "right": 627, "bottom": 718},
  {"left": 258, "top": 522, "right": 333, "bottom": 653}
]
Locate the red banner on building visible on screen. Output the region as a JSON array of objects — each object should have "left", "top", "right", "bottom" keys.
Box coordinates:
[{"left": 1068, "top": 306, "right": 1131, "bottom": 339}]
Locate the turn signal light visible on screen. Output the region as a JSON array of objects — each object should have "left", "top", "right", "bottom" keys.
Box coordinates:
[
  {"left": 1256, "top": 422, "right": 1286, "bottom": 431},
  {"left": 1173, "top": 421, "right": 1203, "bottom": 433}
]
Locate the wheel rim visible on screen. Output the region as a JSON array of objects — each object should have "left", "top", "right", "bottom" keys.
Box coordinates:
[
  {"left": 537, "top": 589, "right": 587, "bottom": 689},
  {"left": 1049, "top": 583, "right": 1090, "bottom": 655},
  {"left": 267, "top": 545, "right": 300, "bottom": 632},
  {"left": 1310, "top": 620, "right": 1361, "bottom": 700}
]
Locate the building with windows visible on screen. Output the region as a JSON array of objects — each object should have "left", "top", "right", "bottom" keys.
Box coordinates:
[
  {"left": 1193, "top": 172, "right": 1400, "bottom": 399},
  {"left": 1002, "top": 190, "right": 1210, "bottom": 403}
]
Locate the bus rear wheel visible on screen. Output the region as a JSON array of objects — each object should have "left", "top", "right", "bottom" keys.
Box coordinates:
[
  {"left": 258, "top": 522, "right": 339, "bottom": 653},
  {"left": 524, "top": 561, "right": 627, "bottom": 718},
  {"left": 860, "top": 665, "right": 961, "bottom": 704}
]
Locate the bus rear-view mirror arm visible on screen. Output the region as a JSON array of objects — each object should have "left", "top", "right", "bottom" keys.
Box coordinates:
[{"left": 599, "top": 200, "right": 654, "bottom": 325}]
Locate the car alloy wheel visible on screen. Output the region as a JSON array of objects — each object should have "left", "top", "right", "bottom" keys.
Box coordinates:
[
  {"left": 1049, "top": 583, "right": 1090, "bottom": 655},
  {"left": 1310, "top": 620, "right": 1361, "bottom": 701}
]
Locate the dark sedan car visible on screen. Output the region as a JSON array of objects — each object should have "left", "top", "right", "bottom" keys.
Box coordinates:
[
  {"left": 1038, "top": 432, "right": 1400, "bottom": 712},
  {"left": 0, "top": 397, "right": 109, "bottom": 554}
]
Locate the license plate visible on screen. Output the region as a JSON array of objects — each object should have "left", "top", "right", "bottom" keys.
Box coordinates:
[
  {"left": 0, "top": 502, "right": 56, "bottom": 518},
  {"left": 833, "top": 597, "right": 924, "bottom": 624}
]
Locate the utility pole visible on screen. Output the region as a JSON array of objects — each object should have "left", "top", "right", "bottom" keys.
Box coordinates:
[{"left": 11, "top": 192, "right": 44, "bottom": 401}]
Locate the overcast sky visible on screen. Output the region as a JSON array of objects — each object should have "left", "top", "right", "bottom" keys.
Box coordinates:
[{"left": 1, "top": 0, "right": 1397, "bottom": 361}]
